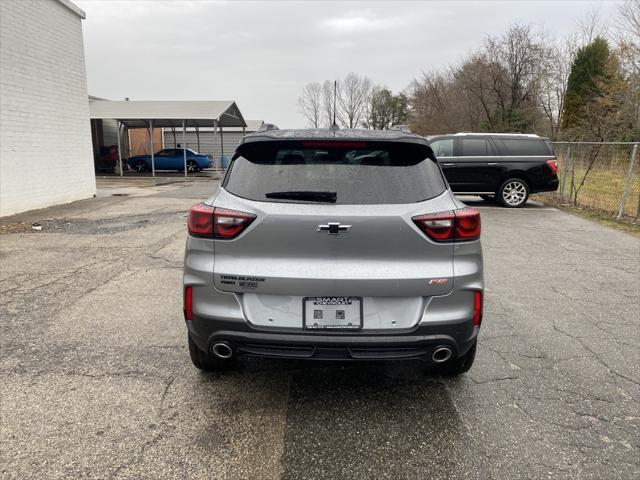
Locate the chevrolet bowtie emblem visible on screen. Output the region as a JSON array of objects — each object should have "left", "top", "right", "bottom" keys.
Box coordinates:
[{"left": 317, "top": 222, "right": 351, "bottom": 235}]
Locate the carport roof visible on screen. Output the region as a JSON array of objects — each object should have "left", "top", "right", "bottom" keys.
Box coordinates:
[{"left": 88, "top": 100, "right": 247, "bottom": 128}]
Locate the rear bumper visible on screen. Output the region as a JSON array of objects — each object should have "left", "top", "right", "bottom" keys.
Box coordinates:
[
  {"left": 187, "top": 316, "right": 478, "bottom": 362},
  {"left": 532, "top": 176, "right": 559, "bottom": 193}
]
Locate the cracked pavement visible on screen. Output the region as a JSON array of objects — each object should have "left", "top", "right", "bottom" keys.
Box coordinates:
[{"left": 1, "top": 180, "right": 638, "bottom": 479}]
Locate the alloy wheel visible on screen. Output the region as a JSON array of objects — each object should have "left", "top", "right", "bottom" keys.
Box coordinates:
[{"left": 502, "top": 180, "right": 527, "bottom": 206}]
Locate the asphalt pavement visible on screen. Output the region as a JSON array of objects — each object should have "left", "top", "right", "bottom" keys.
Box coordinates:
[{"left": 1, "top": 179, "right": 638, "bottom": 479}]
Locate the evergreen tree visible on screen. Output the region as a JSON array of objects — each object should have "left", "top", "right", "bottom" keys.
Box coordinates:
[{"left": 562, "top": 37, "right": 617, "bottom": 132}]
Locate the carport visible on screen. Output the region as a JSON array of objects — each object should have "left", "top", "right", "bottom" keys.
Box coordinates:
[{"left": 89, "top": 100, "right": 247, "bottom": 177}]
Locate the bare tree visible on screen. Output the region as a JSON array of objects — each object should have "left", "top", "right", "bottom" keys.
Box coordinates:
[
  {"left": 321, "top": 80, "right": 335, "bottom": 128},
  {"left": 617, "top": 0, "right": 640, "bottom": 40},
  {"left": 482, "top": 24, "right": 548, "bottom": 131},
  {"left": 297, "top": 82, "right": 322, "bottom": 128},
  {"left": 615, "top": 0, "right": 640, "bottom": 134},
  {"left": 410, "top": 67, "right": 484, "bottom": 135},
  {"left": 454, "top": 54, "right": 502, "bottom": 130},
  {"left": 576, "top": 7, "right": 609, "bottom": 44},
  {"left": 435, "top": 24, "right": 549, "bottom": 133},
  {"left": 538, "top": 34, "right": 578, "bottom": 139},
  {"left": 335, "top": 73, "right": 372, "bottom": 128}
]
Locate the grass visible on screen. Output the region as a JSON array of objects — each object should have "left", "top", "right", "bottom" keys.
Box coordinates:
[
  {"left": 534, "top": 193, "right": 640, "bottom": 237},
  {"left": 554, "top": 167, "right": 640, "bottom": 218}
]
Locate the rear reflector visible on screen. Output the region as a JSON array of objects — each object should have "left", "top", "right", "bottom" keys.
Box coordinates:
[
  {"left": 187, "top": 204, "right": 256, "bottom": 239},
  {"left": 546, "top": 159, "right": 558, "bottom": 174},
  {"left": 184, "top": 286, "right": 193, "bottom": 321},
  {"left": 473, "top": 291, "right": 483, "bottom": 327},
  {"left": 412, "top": 208, "right": 481, "bottom": 242}
]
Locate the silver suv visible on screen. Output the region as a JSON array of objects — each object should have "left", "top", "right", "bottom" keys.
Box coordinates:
[{"left": 183, "top": 128, "right": 483, "bottom": 375}]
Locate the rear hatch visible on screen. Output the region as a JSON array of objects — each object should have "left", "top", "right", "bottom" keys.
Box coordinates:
[{"left": 212, "top": 139, "right": 455, "bottom": 298}]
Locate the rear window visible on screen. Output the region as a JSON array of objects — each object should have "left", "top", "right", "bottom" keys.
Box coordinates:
[
  {"left": 498, "top": 138, "right": 551, "bottom": 156},
  {"left": 223, "top": 140, "right": 446, "bottom": 204}
]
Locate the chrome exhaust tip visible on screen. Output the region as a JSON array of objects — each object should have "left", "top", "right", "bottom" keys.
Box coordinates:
[
  {"left": 211, "top": 342, "right": 233, "bottom": 359},
  {"left": 432, "top": 346, "right": 453, "bottom": 363}
]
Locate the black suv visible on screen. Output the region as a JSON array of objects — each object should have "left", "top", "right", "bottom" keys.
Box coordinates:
[{"left": 427, "top": 133, "right": 559, "bottom": 207}]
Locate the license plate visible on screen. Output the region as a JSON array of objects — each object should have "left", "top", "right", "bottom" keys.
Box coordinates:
[{"left": 303, "top": 297, "right": 362, "bottom": 330}]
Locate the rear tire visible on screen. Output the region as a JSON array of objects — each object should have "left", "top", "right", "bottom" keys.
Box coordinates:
[
  {"left": 497, "top": 178, "right": 529, "bottom": 208},
  {"left": 186, "top": 160, "right": 200, "bottom": 173},
  {"left": 434, "top": 341, "right": 477, "bottom": 376},
  {"left": 187, "top": 334, "right": 235, "bottom": 372},
  {"left": 134, "top": 159, "right": 148, "bottom": 173}
]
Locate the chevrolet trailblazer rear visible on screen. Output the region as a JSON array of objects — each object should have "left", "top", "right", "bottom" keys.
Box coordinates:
[{"left": 183, "top": 127, "right": 483, "bottom": 375}]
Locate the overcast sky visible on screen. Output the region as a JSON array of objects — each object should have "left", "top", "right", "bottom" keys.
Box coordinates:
[{"left": 76, "top": 0, "right": 622, "bottom": 128}]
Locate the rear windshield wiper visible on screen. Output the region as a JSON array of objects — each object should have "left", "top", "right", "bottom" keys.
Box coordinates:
[{"left": 265, "top": 190, "right": 337, "bottom": 203}]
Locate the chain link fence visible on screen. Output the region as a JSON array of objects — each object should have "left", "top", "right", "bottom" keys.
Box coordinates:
[{"left": 549, "top": 142, "right": 640, "bottom": 222}]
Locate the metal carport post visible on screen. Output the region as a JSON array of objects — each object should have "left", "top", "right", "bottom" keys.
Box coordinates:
[
  {"left": 183, "top": 120, "right": 187, "bottom": 179},
  {"left": 116, "top": 120, "right": 124, "bottom": 176},
  {"left": 219, "top": 125, "right": 224, "bottom": 172},
  {"left": 213, "top": 120, "right": 218, "bottom": 171},
  {"left": 149, "top": 119, "right": 155, "bottom": 177}
]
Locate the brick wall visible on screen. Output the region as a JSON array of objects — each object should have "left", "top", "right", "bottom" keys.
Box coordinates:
[{"left": 0, "top": 0, "right": 96, "bottom": 217}]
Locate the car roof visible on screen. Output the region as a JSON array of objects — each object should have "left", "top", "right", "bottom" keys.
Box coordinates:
[
  {"left": 241, "top": 128, "right": 429, "bottom": 145},
  {"left": 429, "top": 132, "right": 544, "bottom": 140}
]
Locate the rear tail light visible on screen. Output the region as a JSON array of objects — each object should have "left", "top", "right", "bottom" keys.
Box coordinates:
[
  {"left": 187, "top": 204, "right": 256, "bottom": 239},
  {"left": 546, "top": 159, "right": 558, "bottom": 174},
  {"left": 188, "top": 203, "right": 215, "bottom": 236},
  {"left": 212, "top": 208, "right": 256, "bottom": 238},
  {"left": 472, "top": 291, "right": 483, "bottom": 327},
  {"left": 412, "top": 208, "right": 481, "bottom": 242},
  {"left": 454, "top": 208, "right": 481, "bottom": 240},
  {"left": 184, "top": 286, "right": 193, "bottom": 321}
]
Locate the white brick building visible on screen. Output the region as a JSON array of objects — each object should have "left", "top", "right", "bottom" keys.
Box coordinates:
[{"left": 0, "top": 0, "right": 95, "bottom": 217}]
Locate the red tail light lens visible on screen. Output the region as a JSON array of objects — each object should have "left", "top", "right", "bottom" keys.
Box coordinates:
[
  {"left": 454, "top": 208, "right": 481, "bottom": 241},
  {"left": 213, "top": 208, "right": 256, "bottom": 238},
  {"left": 188, "top": 203, "right": 215, "bottom": 236},
  {"left": 184, "top": 286, "right": 193, "bottom": 321},
  {"left": 472, "top": 290, "right": 483, "bottom": 327},
  {"left": 546, "top": 159, "right": 558, "bottom": 174},
  {"left": 412, "top": 212, "right": 455, "bottom": 241},
  {"left": 187, "top": 204, "right": 256, "bottom": 239},
  {"left": 412, "top": 208, "right": 480, "bottom": 242}
]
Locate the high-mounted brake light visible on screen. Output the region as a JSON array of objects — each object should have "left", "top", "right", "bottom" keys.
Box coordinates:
[
  {"left": 412, "top": 208, "right": 480, "bottom": 242},
  {"left": 546, "top": 159, "right": 558, "bottom": 174},
  {"left": 302, "top": 141, "right": 368, "bottom": 148},
  {"left": 184, "top": 286, "right": 193, "bottom": 321},
  {"left": 472, "top": 291, "right": 483, "bottom": 327},
  {"left": 187, "top": 204, "right": 256, "bottom": 239}
]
